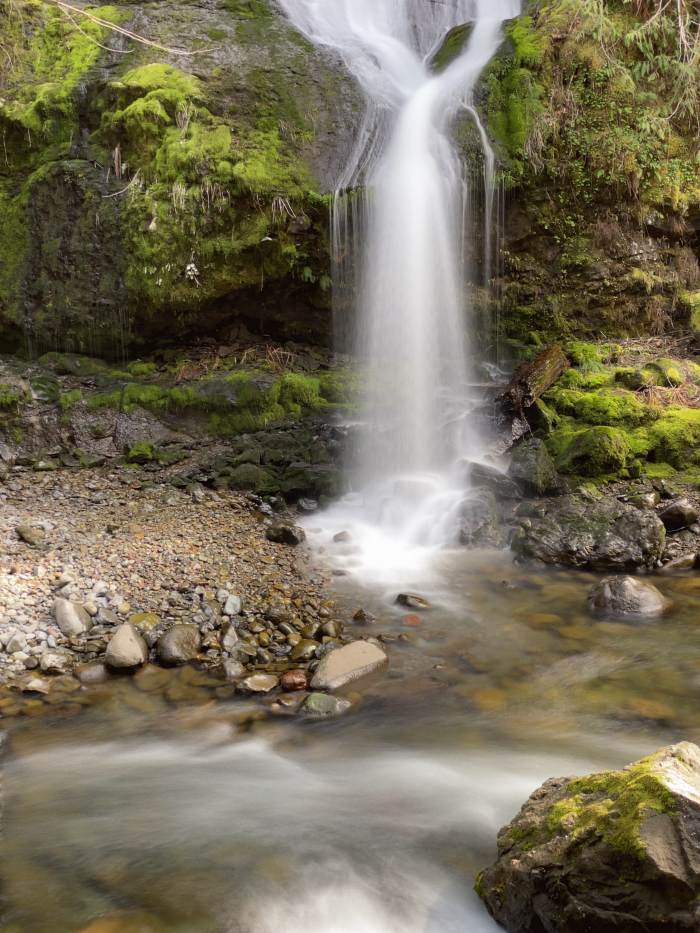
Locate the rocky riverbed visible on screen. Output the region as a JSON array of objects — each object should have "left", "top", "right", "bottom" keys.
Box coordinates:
[{"left": 0, "top": 465, "right": 389, "bottom": 727}]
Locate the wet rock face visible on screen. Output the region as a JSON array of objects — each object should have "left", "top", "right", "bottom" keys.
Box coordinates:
[
  {"left": 512, "top": 495, "right": 666, "bottom": 571},
  {"left": 477, "top": 742, "right": 700, "bottom": 933},
  {"left": 588, "top": 575, "right": 671, "bottom": 620},
  {"left": 508, "top": 439, "right": 563, "bottom": 498}
]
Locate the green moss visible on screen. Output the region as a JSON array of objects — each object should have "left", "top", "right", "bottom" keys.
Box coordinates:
[
  {"left": 59, "top": 388, "right": 83, "bottom": 412},
  {"left": 126, "top": 361, "right": 158, "bottom": 378},
  {"left": 559, "top": 368, "right": 614, "bottom": 390},
  {"left": 648, "top": 358, "right": 685, "bottom": 387},
  {"left": 548, "top": 423, "right": 632, "bottom": 477},
  {"left": 546, "top": 756, "right": 678, "bottom": 860},
  {"left": 565, "top": 341, "right": 607, "bottom": 371},
  {"left": 126, "top": 440, "right": 159, "bottom": 464},
  {"left": 645, "top": 407, "right": 700, "bottom": 469},
  {"left": 0, "top": 383, "right": 23, "bottom": 411}
]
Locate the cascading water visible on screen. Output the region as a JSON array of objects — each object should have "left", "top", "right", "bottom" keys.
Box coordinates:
[{"left": 279, "top": 0, "right": 520, "bottom": 587}]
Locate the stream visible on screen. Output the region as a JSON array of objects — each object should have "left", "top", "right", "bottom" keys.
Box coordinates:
[{"left": 3, "top": 549, "right": 699, "bottom": 932}]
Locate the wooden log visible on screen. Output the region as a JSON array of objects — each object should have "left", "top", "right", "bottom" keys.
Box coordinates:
[{"left": 498, "top": 345, "right": 570, "bottom": 415}]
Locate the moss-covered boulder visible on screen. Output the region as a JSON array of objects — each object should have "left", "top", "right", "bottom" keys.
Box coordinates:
[
  {"left": 511, "top": 495, "right": 665, "bottom": 571},
  {"left": 477, "top": 742, "right": 700, "bottom": 933}
]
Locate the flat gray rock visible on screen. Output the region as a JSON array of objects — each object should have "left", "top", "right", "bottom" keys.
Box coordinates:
[{"left": 310, "top": 641, "right": 388, "bottom": 692}]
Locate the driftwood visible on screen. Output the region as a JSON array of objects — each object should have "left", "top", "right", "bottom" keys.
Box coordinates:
[{"left": 499, "top": 345, "right": 570, "bottom": 415}]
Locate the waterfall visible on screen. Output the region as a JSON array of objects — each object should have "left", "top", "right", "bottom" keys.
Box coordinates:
[{"left": 279, "top": 0, "right": 520, "bottom": 586}]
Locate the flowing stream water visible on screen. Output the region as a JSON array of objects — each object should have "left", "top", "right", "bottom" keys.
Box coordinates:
[{"left": 4, "top": 4, "right": 699, "bottom": 933}]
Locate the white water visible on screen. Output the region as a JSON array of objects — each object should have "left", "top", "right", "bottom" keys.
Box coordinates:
[{"left": 280, "top": 0, "right": 520, "bottom": 587}]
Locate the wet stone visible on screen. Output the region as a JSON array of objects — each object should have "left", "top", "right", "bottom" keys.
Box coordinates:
[
  {"left": 280, "top": 669, "right": 309, "bottom": 692},
  {"left": 395, "top": 593, "right": 431, "bottom": 611},
  {"left": 302, "top": 692, "right": 351, "bottom": 718},
  {"left": 290, "top": 639, "right": 320, "bottom": 661},
  {"left": 238, "top": 673, "right": 279, "bottom": 694},
  {"left": 105, "top": 623, "right": 149, "bottom": 670},
  {"left": 311, "top": 641, "right": 388, "bottom": 691},
  {"left": 156, "top": 624, "right": 201, "bottom": 665}
]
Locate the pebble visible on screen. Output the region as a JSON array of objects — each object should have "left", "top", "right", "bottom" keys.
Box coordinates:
[
  {"left": 280, "top": 669, "right": 309, "bottom": 692},
  {"left": 238, "top": 673, "right": 279, "bottom": 694},
  {"left": 302, "top": 692, "right": 351, "bottom": 718},
  {"left": 53, "top": 598, "right": 92, "bottom": 637},
  {"left": 156, "top": 625, "right": 201, "bottom": 665}
]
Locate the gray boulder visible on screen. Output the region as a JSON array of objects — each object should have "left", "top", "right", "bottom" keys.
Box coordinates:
[
  {"left": 511, "top": 495, "right": 666, "bottom": 571},
  {"left": 457, "top": 489, "right": 503, "bottom": 548},
  {"left": 589, "top": 575, "right": 671, "bottom": 620},
  {"left": 266, "top": 523, "right": 306, "bottom": 546},
  {"left": 659, "top": 497, "right": 700, "bottom": 532},
  {"left": 477, "top": 742, "right": 700, "bottom": 933}
]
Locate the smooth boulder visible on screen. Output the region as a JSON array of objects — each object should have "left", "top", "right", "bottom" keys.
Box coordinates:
[
  {"left": 588, "top": 575, "right": 671, "bottom": 620},
  {"left": 659, "top": 497, "right": 700, "bottom": 532},
  {"left": 105, "top": 623, "right": 149, "bottom": 669},
  {"left": 477, "top": 742, "right": 700, "bottom": 933},
  {"left": 53, "top": 598, "right": 92, "bottom": 637},
  {"left": 310, "top": 641, "right": 388, "bottom": 691},
  {"left": 266, "top": 523, "right": 306, "bottom": 545},
  {"left": 156, "top": 624, "right": 201, "bottom": 665}
]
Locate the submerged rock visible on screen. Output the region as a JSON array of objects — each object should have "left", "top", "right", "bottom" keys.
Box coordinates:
[
  {"left": 511, "top": 496, "right": 666, "bottom": 571},
  {"left": 456, "top": 489, "right": 502, "bottom": 548},
  {"left": 477, "top": 742, "right": 700, "bottom": 933},
  {"left": 302, "top": 692, "right": 351, "bottom": 718},
  {"left": 395, "top": 593, "right": 431, "bottom": 611},
  {"left": 588, "top": 575, "right": 671, "bottom": 620},
  {"left": 311, "top": 640, "right": 388, "bottom": 691}
]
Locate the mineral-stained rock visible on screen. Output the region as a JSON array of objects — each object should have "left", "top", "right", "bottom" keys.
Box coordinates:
[
  {"left": 477, "top": 742, "right": 700, "bottom": 933},
  {"left": 588, "top": 575, "right": 671, "bottom": 620},
  {"left": 311, "top": 641, "right": 388, "bottom": 691},
  {"left": 511, "top": 495, "right": 666, "bottom": 571}
]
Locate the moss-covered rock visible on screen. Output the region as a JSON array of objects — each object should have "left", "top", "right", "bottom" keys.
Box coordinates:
[
  {"left": 548, "top": 424, "right": 632, "bottom": 478},
  {"left": 477, "top": 742, "right": 700, "bottom": 933},
  {"left": 0, "top": 0, "right": 359, "bottom": 356}
]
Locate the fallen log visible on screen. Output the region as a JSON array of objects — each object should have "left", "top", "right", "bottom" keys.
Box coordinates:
[{"left": 498, "top": 344, "right": 570, "bottom": 415}]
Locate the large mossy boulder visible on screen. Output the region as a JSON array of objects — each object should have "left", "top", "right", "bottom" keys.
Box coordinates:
[
  {"left": 477, "top": 742, "right": 700, "bottom": 933},
  {"left": 508, "top": 438, "right": 563, "bottom": 496},
  {"left": 511, "top": 495, "right": 666, "bottom": 571}
]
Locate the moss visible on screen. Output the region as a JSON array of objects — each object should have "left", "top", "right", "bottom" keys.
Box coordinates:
[
  {"left": 645, "top": 407, "right": 700, "bottom": 469},
  {"left": 548, "top": 423, "right": 632, "bottom": 477},
  {"left": 59, "top": 388, "right": 83, "bottom": 412},
  {"left": 126, "top": 361, "right": 158, "bottom": 378},
  {"left": 0, "top": 383, "right": 23, "bottom": 411},
  {"left": 559, "top": 368, "right": 614, "bottom": 390},
  {"left": 648, "top": 358, "right": 685, "bottom": 387},
  {"left": 126, "top": 440, "right": 159, "bottom": 464},
  {"left": 546, "top": 755, "right": 678, "bottom": 860},
  {"left": 565, "top": 341, "right": 607, "bottom": 371}
]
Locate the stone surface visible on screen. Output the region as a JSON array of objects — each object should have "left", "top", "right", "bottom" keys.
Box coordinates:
[
  {"left": 238, "top": 673, "right": 279, "bottom": 694},
  {"left": 105, "top": 623, "right": 149, "bottom": 669},
  {"left": 508, "top": 439, "right": 563, "bottom": 497},
  {"left": 511, "top": 495, "right": 666, "bottom": 571},
  {"left": 280, "top": 669, "right": 309, "bottom": 692},
  {"left": 477, "top": 742, "right": 700, "bottom": 933},
  {"left": 395, "top": 593, "right": 431, "bottom": 611},
  {"left": 156, "top": 625, "right": 201, "bottom": 666},
  {"left": 266, "top": 523, "right": 307, "bottom": 546},
  {"left": 588, "top": 575, "right": 671, "bottom": 620},
  {"left": 53, "top": 598, "right": 92, "bottom": 637},
  {"left": 456, "top": 489, "right": 503, "bottom": 548},
  {"left": 659, "top": 498, "right": 700, "bottom": 532},
  {"left": 15, "top": 524, "right": 45, "bottom": 547},
  {"left": 311, "top": 641, "right": 388, "bottom": 691}
]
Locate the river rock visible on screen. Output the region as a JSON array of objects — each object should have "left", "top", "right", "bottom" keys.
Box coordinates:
[
  {"left": 75, "top": 661, "right": 109, "bottom": 685},
  {"left": 15, "top": 524, "right": 45, "bottom": 547},
  {"left": 302, "top": 692, "right": 351, "bottom": 718},
  {"left": 53, "top": 597, "right": 92, "bottom": 636},
  {"left": 477, "top": 742, "right": 700, "bottom": 933},
  {"left": 156, "top": 624, "right": 201, "bottom": 665},
  {"left": 659, "top": 497, "right": 700, "bottom": 532},
  {"left": 395, "top": 593, "right": 431, "bottom": 610},
  {"left": 105, "top": 623, "right": 149, "bottom": 669},
  {"left": 511, "top": 495, "right": 666, "bottom": 571},
  {"left": 223, "top": 594, "right": 242, "bottom": 616},
  {"left": 266, "top": 522, "right": 306, "bottom": 545},
  {"left": 280, "top": 669, "right": 309, "bottom": 692},
  {"left": 311, "top": 640, "right": 388, "bottom": 691},
  {"left": 39, "top": 651, "right": 72, "bottom": 675},
  {"left": 508, "top": 438, "right": 563, "bottom": 497},
  {"left": 238, "top": 673, "right": 279, "bottom": 694},
  {"left": 457, "top": 489, "right": 502, "bottom": 548},
  {"left": 588, "top": 575, "right": 671, "bottom": 620},
  {"left": 466, "top": 462, "right": 522, "bottom": 499}
]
